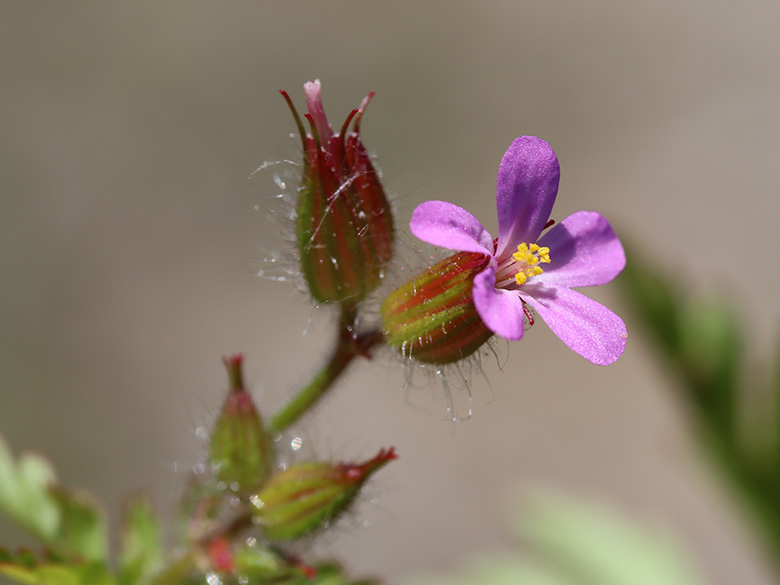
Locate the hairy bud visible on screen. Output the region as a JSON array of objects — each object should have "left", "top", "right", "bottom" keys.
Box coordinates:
[
  {"left": 281, "top": 80, "right": 394, "bottom": 303},
  {"left": 382, "top": 252, "right": 494, "bottom": 364},
  {"left": 250, "top": 448, "right": 397, "bottom": 540},
  {"left": 209, "top": 355, "right": 274, "bottom": 493}
]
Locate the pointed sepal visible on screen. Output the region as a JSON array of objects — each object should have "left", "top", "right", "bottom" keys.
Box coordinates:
[{"left": 250, "top": 448, "right": 397, "bottom": 540}]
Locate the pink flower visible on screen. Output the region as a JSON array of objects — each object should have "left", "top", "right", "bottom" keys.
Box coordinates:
[{"left": 410, "top": 136, "right": 627, "bottom": 365}]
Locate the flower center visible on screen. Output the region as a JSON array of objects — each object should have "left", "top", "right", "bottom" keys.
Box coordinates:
[
  {"left": 512, "top": 242, "right": 551, "bottom": 285},
  {"left": 495, "top": 243, "right": 551, "bottom": 288}
]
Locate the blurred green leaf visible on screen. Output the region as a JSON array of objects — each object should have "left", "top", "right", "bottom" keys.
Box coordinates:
[
  {"left": 48, "top": 487, "right": 108, "bottom": 562},
  {"left": 619, "top": 247, "right": 743, "bottom": 409},
  {"left": 118, "top": 496, "right": 163, "bottom": 585},
  {"left": 0, "top": 436, "right": 60, "bottom": 542},
  {"left": 516, "top": 490, "right": 703, "bottom": 585},
  {"left": 0, "top": 547, "right": 114, "bottom": 585},
  {"left": 403, "top": 490, "right": 703, "bottom": 585},
  {"left": 678, "top": 300, "right": 741, "bottom": 386},
  {"left": 0, "top": 434, "right": 108, "bottom": 564},
  {"left": 617, "top": 247, "right": 683, "bottom": 358},
  {"left": 618, "top": 246, "right": 780, "bottom": 567},
  {"left": 619, "top": 248, "right": 748, "bottom": 452}
]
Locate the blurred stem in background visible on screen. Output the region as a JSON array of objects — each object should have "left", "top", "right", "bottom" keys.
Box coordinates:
[{"left": 619, "top": 246, "right": 780, "bottom": 574}]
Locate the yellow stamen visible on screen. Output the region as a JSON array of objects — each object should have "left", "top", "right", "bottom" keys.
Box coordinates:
[{"left": 512, "top": 242, "right": 551, "bottom": 285}]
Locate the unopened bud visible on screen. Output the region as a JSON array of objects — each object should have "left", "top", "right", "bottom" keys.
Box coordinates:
[
  {"left": 281, "top": 80, "right": 395, "bottom": 303},
  {"left": 209, "top": 355, "right": 275, "bottom": 493},
  {"left": 250, "top": 448, "right": 397, "bottom": 540},
  {"left": 381, "top": 251, "right": 494, "bottom": 364}
]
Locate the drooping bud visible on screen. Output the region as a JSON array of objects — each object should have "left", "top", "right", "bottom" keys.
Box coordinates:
[
  {"left": 250, "top": 448, "right": 397, "bottom": 540},
  {"left": 280, "top": 80, "right": 395, "bottom": 303},
  {"left": 209, "top": 355, "right": 275, "bottom": 493},
  {"left": 381, "top": 251, "right": 494, "bottom": 364}
]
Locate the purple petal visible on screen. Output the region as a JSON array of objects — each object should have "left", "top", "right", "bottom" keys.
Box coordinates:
[
  {"left": 472, "top": 262, "right": 526, "bottom": 340},
  {"left": 496, "top": 137, "right": 560, "bottom": 257},
  {"left": 536, "top": 211, "right": 626, "bottom": 288},
  {"left": 519, "top": 284, "right": 627, "bottom": 365},
  {"left": 410, "top": 200, "right": 494, "bottom": 255}
]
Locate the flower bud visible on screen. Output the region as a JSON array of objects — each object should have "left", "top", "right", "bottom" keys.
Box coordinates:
[
  {"left": 250, "top": 448, "right": 397, "bottom": 540},
  {"left": 281, "top": 80, "right": 395, "bottom": 303},
  {"left": 381, "top": 251, "right": 494, "bottom": 364},
  {"left": 209, "top": 355, "right": 275, "bottom": 493}
]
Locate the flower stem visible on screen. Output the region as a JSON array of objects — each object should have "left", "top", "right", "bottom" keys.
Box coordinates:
[{"left": 268, "top": 304, "right": 384, "bottom": 434}]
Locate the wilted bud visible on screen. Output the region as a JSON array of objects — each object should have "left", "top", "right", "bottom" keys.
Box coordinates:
[
  {"left": 209, "top": 355, "right": 275, "bottom": 493},
  {"left": 381, "top": 251, "right": 494, "bottom": 364},
  {"left": 250, "top": 448, "right": 397, "bottom": 540},
  {"left": 281, "top": 80, "right": 395, "bottom": 303}
]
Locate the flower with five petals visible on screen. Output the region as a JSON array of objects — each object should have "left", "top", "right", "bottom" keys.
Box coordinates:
[{"left": 409, "top": 136, "right": 627, "bottom": 365}]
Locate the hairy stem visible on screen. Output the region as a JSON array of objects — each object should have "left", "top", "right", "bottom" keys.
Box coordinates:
[{"left": 268, "top": 304, "right": 384, "bottom": 434}]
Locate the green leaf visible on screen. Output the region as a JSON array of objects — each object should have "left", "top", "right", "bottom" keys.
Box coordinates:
[
  {"left": 515, "top": 490, "right": 703, "bottom": 585},
  {"left": 618, "top": 247, "right": 743, "bottom": 433},
  {"left": 118, "top": 496, "right": 164, "bottom": 585},
  {"left": 48, "top": 487, "right": 108, "bottom": 562},
  {"left": 403, "top": 491, "right": 704, "bottom": 585},
  {"left": 0, "top": 436, "right": 60, "bottom": 542},
  {"left": 677, "top": 298, "right": 742, "bottom": 437},
  {"left": 0, "top": 434, "right": 108, "bottom": 564},
  {"left": 0, "top": 548, "right": 115, "bottom": 585},
  {"left": 617, "top": 247, "right": 683, "bottom": 358}
]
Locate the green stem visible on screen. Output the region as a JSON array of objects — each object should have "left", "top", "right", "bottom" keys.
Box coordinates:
[{"left": 269, "top": 305, "right": 384, "bottom": 434}]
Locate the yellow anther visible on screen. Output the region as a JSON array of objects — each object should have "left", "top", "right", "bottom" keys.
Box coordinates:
[{"left": 511, "top": 242, "right": 552, "bottom": 286}]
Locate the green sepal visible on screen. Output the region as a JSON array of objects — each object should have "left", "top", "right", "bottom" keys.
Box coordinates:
[
  {"left": 382, "top": 251, "right": 493, "bottom": 364},
  {"left": 251, "top": 448, "right": 396, "bottom": 540}
]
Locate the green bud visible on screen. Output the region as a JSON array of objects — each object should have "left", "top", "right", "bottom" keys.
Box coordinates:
[
  {"left": 250, "top": 448, "right": 397, "bottom": 540},
  {"left": 382, "top": 251, "right": 494, "bottom": 364},
  {"left": 209, "top": 355, "right": 275, "bottom": 493}
]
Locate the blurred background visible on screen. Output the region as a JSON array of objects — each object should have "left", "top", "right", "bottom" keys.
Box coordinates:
[{"left": 2, "top": 2, "right": 780, "bottom": 584}]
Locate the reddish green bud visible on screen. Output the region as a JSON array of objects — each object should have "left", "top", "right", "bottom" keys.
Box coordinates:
[
  {"left": 281, "top": 80, "right": 395, "bottom": 303},
  {"left": 250, "top": 448, "right": 397, "bottom": 540},
  {"left": 381, "top": 251, "right": 494, "bottom": 364},
  {"left": 209, "top": 355, "right": 275, "bottom": 493}
]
